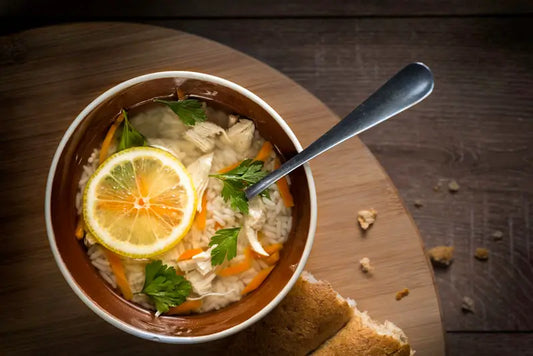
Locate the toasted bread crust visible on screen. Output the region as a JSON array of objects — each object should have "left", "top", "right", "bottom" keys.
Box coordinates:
[
  {"left": 312, "top": 313, "right": 411, "bottom": 356},
  {"left": 225, "top": 276, "right": 353, "bottom": 355}
]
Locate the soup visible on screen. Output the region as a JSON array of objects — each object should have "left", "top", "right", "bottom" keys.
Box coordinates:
[{"left": 75, "top": 95, "right": 294, "bottom": 316}]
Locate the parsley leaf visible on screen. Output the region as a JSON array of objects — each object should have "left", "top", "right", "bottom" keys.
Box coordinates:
[
  {"left": 117, "top": 109, "right": 147, "bottom": 151},
  {"left": 209, "top": 227, "right": 241, "bottom": 266},
  {"left": 213, "top": 159, "right": 266, "bottom": 184},
  {"left": 154, "top": 99, "right": 207, "bottom": 126},
  {"left": 141, "top": 260, "right": 192, "bottom": 313},
  {"left": 220, "top": 180, "right": 249, "bottom": 213},
  {"left": 210, "top": 160, "right": 269, "bottom": 214}
]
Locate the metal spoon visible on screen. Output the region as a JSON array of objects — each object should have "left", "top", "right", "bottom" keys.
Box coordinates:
[{"left": 245, "top": 62, "right": 434, "bottom": 200}]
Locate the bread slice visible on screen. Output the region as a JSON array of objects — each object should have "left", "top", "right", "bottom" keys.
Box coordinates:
[
  {"left": 226, "top": 271, "right": 353, "bottom": 355},
  {"left": 312, "top": 298, "right": 413, "bottom": 356}
]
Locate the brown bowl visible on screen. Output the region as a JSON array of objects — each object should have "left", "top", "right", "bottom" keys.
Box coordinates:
[{"left": 45, "top": 72, "right": 317, "bottom": 343}]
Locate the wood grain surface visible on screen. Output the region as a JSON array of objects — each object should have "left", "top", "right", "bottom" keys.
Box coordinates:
[
  {"left": 1, "top": 0, "right": 533, "bottom": 18},
  {"left": 156, "top": 17, "right": 533, "bottom": 338},
  {"left": 447, "top": 333, "right": 533, "bottom": 355},
  {"left": 0, "top": 23, "right": 444, "bottom": 354}
]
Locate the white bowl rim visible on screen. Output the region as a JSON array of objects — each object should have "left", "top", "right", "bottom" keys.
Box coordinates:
[{"left": 44, "top": 71, "right": 317, "bottom": 344}]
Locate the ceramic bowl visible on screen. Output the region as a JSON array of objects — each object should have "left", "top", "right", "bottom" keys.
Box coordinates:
[{"left": 45, "top": 72, "right": 317, "bottom": 343}]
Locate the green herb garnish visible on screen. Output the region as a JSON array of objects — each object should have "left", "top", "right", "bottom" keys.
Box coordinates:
[
  {"left": 154, "top": 99, "right": 207, "bottom": 126},
  {"left": 117, "top": 109, "right": 147, "bottom": 151},
  {"left": 141, "top": 260, "right": 192, "bottom": 313},
  {"left": 220, "top": 180, "right": 249, "bottom": 214},
  {"left": 209, "top": 159, "right": 269, "bottom": 214},
  {"left": 209, "top": 227, "right": 241, "bottom": 266}
]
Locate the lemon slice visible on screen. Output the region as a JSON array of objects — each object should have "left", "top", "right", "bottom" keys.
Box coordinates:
[{"left": 83, "top": 147, "right": 197, "bottom": 258}]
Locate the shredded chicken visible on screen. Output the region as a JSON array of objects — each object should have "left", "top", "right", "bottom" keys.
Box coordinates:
[
  {"left": 187, "top": 290, "right": 237, "bottom": 300},
  {"left": 244, "top": 225, "right": 268, "bottom": 256},
  {"left": 184, "top": 121, "right": 227, "bottom": 152},
  {"left": 187, "top": 153, "right": 214, "bottom": 211},
  {"left": 192, "top": 249, "right": 214, "bottom": 276},
  {"left": 147, "top": 138, "right": 199, "bottom": 165},
  {"left": 243, "top": 198, "right": 268, "bottom": 256},
  {"left": 176, "top": 247, "right": 214, "bottom": 276},
  {"left": 247, "top": 198, "right": 266, "bottom": 230},
  {"left": 226, "top": 119, "right": 255, "bottom": 153},
  {"left": 186, "top": 271, "right": 217, "bottom": 295}
]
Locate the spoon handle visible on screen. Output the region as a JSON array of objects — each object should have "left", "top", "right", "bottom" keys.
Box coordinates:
[{"left": 245, "top": 62, "right": 434, "bottom": 200}]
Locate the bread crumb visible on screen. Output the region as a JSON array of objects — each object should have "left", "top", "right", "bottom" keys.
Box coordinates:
[
  {"left": 492, "top": 230, "right": 503, "bottom": 241},
  {"left": 474, "top": 248, "right": 489, "bottom": 261},
  {"left": 433, "top": 183, "right": 442, "bottom": 192},
  {"left": 461, "top": 296, "right": 475, "bottom": 313},
  {"left": 357, "top": 209, "right": 377, "bottom": 230},
  {"left": 395, "top": 288, "right": 409, "bottom": 301},
  {"left": 414, "top": 199, "right": 423, "bottom": 208},
  {"left": 427, "top": 246, "right": 454, "bottom": 267},
  {"left": 448, "top": 179, "right": 460, "bottom": 193},
  {"left": 359, "top": 257, "right": 374, "bottom": 273}
]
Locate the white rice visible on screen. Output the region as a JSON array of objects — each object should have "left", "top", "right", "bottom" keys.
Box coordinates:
[{"left": 76, "top": 105, "right": 293, "bottom": 313}]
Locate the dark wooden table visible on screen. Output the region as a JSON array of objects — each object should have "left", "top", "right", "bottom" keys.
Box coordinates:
[{"left": 1, "top": 2, "right": 533, "bottom": 355}]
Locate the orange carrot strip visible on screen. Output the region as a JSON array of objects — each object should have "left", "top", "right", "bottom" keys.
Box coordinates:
[
  {"left": 105, "top": 250, "right": 133, "bottom": 300},
  {"left": 176, "top": 88, "right": 187, "bottom": 101},
  {"left": 195, "top": 194, "right": 208, "bottom": 230},
  {"left": 254, "top": 141, "right": 273, "bottom": 162},
  {"left": 214, "top": 222, "right": 223, "bottom": 230},
  {"left": 218, "top": 161, "right": 242, "bottom": 174},
  {"left": 274, "top": 159, "right": 294, "bottom": 208},
  {"left": 75, "top": 217, "right": 84, "bottom": 240},
  {"left": 264, "top": 243, "right": 283, "bottom": 255},
  {"left": 178, "top": 248, "right": 204, "bottom": 261},
  {"left": 99, "top": 111, "right": 125, "bottom": 163},
  {"left": 264, "top": 251, "right": 280, "bottom": 265},
  {"left": 217, "top": 259, "right": 250, "bottom": 277},
  {"left": 217, "top": 247, "right": 252, "bottom": 277},
  {"left": 166, "top": 299, "right": 202, "bottom": 315},
  {"left": 241, "top": 265, "right": 275, "bottom": 295}
]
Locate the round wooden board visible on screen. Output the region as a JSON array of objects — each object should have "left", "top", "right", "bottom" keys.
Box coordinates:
[{"left": 0, "top": 23, "right": 444, "bottom": 354}]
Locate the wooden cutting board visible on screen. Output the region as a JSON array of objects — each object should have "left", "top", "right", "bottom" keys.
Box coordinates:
[{"left": 0, "top": 23, "right": 444, "bottom": 354}]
